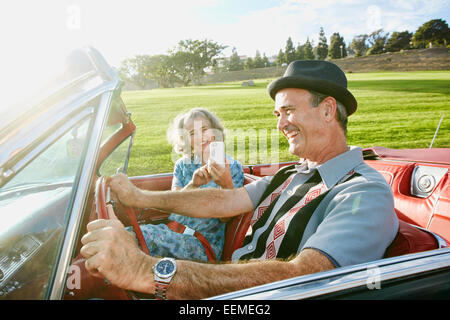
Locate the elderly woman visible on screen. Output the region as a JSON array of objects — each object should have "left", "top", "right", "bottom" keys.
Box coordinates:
[{"left": 136, "top": 108, "right": 244, "bottom": 262}]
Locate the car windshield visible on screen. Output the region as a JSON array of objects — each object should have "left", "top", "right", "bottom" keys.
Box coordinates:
[
  {"left": 0, "top": 113, "right": 93, "bottom": 299},
  {"left": 1, "top": 120, "right": 90, "bottom": 191}
]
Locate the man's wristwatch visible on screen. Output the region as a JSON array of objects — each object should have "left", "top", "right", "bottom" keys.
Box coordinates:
[{"left": 152, "top": 257, "right": 177, "bottom": 300}]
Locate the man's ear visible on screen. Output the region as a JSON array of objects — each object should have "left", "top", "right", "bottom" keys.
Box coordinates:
[{"left": 320, "top": 97, "right": 337, "bottom": 122}]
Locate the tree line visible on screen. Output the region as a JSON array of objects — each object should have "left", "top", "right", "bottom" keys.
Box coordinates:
[
  {"left": 119, "top": 19, "right": 449, "bottom": 89},
  {"left": 119, "top": 39, "right": 226, "bottom": 88}
]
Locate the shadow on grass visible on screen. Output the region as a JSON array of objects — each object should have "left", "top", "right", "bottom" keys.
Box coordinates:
[{"left": 349, "top": 79, "right": 450, "bottom": 94}]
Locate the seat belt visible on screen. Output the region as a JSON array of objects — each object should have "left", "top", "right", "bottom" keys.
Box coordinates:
[{"left": 165, "top": 221, "right": 217, "bottom": 262}]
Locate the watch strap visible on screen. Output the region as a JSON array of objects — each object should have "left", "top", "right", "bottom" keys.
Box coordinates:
[{"left": 154, "top": 280, "right": 169, "bottom": 300}]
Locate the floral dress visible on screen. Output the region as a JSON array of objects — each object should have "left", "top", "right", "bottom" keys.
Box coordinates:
[{"left": 137, "top": 154, "right": 244, "bottom": 261}]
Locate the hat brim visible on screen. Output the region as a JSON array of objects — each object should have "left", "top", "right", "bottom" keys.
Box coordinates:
[{"left": 268, "top": 75, "right": 357, "bottom": 116}]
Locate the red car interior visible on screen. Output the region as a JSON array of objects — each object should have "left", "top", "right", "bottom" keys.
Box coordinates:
[
  {"left": 127, "top": 149, "right": 449, "bottom": 261},
  {"left": 66, "top": 147, "right": 449, "bottom": 299}
]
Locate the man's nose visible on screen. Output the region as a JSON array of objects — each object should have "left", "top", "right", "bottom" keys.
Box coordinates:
[{"left": 277, "top": 114, "right": 289, "bottom": 132}]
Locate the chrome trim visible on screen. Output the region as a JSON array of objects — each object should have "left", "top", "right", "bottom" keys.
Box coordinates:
[
  {"left": 208, "top": 247, "right": 450, "bottom": 300},
  {"left": 434, "top": 233, "right": 449, "bottom": 248},
  {"left": 123, "top": 132, "right": 135, "bottom": 175},
  {"left": 410, "top": 165, "right": 447, "bottom": 198},
  {"left": 0, "top": 234, "right": 42, "bottom": 289},
  {"left": 83, "top": 46, "right": 121, "bottom": 82},
  {"left": 48, "top": 90, "right": 115, "bottom": 300},
  {"left": 130, "top": 172, "right": 174, "bottom": 179}
]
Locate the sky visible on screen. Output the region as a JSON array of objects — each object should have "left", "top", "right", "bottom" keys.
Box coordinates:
[{"left": 1, "top": 0, "right": 449, "bottom": 107}]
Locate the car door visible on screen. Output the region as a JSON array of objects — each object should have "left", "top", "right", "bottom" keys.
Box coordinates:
[{"left": 0, "top": 105, "right": 96, "bottom": 299}]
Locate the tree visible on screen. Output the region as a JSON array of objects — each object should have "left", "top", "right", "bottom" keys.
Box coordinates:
[
  {"left": 349, "top": 34, "right": 369, "bottom": 57},
  {"left": 284, "top": 37, "right": 296, "bottom": 63},
  {"left": 118, "top": 56, "right": 150, "bottom": 89},
  {"left": 244, "top": 57, "right": 254, "bottom": 70},
  {"left": 227, "top": 47, "right": 244, "bottom": 71},
  {"left": 118, "top": 54, "right": 177, "bottom": 89},
  {"left": 328, "top": 33, "right": 347, "bottom": 59},
  {"left": 276, "top": 49, "right": 286, "bottom": 66},
  {"left": 385, "top": 31, "right": 413, "bottom": 52},
  {"left": 412, "top": 19, "right": 450, "bottom": 48},
  {"left": 295, "top": 43, "right": 305, "bottom": 60},
  {"left": 366, "top": 29, "right": 389, "bottom": 55},
  {"left": 170, "top": 51, "right": 194, "bottom": 86},
  {"left": 170, "top": 39, "right": 227, "bottom": 85},
  {"left": 119, "top": 39, "right": 226, "bottom": 88},
  {"left": 304, "top": 38, "right": 315, "bottom": 60},
  {"left": 155, "top": 55, "right": 179, "bottom": 88},
  {"left": 315, "top": 27, "right": 328, "bottom": 60},
  {"left": 262, "top": 53, "right": 270, "bottom": 67},
  {"left": 253, "top": 50, "right": 265, "bottom": 68}
]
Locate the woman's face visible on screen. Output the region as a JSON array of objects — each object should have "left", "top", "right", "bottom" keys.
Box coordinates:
[{"left": 184, "top": 116, "right": 216, "bottom": 163}]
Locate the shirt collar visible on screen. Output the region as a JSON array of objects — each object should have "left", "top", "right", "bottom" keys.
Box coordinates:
[
  {"left": 291, "top": 146, "right": 364, "bottom": 189},
  {"left": 316, "top": 146, "right": 364, "bottom": 189}
]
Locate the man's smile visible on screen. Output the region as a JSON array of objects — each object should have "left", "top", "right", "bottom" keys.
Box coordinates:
[{"left": 283, "top": 128, "right": 301, "bottom": 142}]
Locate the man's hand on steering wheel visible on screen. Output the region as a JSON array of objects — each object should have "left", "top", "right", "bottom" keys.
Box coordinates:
[
  {"left": 109, "top": 173, "right": 142, "bottom": 208},
  {"left": 80, "top": 204, "right": 153, "bottom": 292}
]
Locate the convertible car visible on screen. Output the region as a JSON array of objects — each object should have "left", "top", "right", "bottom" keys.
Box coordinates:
[{"left": 0, "top": 47, "right": 449, "bottom": 300}]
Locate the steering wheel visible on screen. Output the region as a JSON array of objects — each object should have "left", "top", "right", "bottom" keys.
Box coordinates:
[
  {"left": 65, "top": 176, "right": 151, "bottom": 300},
  {"left": 95, "top": 176, "right": 150, "bottom": 255}
]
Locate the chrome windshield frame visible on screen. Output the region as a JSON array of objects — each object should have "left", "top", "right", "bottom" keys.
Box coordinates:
[
  {"left": 47, "top": 89, "right": 116, "bottom": 300},
  {"left": 45, "top": 47, "right": 124, "bottom": 300}
]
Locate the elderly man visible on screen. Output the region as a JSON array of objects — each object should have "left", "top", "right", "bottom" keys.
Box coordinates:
[{"left": 80, "top": 60, "right": 398, "bottom": 300}]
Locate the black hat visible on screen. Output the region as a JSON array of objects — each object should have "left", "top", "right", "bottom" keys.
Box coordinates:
[{"left": 267, "top": 60, "right": 357, "bottom": 115}]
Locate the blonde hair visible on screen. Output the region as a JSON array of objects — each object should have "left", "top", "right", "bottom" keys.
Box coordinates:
[{"left": 167, "top": 108, "right": 225, "bottom": 156}]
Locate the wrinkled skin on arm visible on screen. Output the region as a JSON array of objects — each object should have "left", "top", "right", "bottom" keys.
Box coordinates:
[
  {"left": 80, "top": 205, "right": 335, "bottom": 299},
  {"left": 109, "top": 172, "right": 253, "bottom": 219}
]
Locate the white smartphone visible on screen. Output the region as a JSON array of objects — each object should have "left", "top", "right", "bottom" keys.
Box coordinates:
[{"left": 209, "top": 141, "right": 225, "bottom": 167}]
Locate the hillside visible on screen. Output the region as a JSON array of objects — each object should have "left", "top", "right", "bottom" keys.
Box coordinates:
[{"left": 201, "top": 47, "right": 450, "bottom": 84}]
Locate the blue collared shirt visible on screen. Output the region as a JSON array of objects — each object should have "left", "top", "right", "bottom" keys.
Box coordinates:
[{"left": 233, "top": 147, "right": 399, "bottom": 267}]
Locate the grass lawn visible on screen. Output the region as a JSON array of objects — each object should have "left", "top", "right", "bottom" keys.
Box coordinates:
[{"left": 122, "top": 71, "right": 450, "bottom": 176}]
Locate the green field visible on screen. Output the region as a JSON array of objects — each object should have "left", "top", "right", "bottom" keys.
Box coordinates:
[{"left": 122, "top": 71, "right": 450, "bottom": 177}]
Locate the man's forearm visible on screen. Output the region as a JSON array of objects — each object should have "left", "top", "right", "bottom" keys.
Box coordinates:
[
  {"left": 137, "top": 256, "right": 296, "bottom": 299},
  {"left": 134, "top": 187, "right": 251, "bottom": 219},
  {"left": 137, "top": 248, "right": 334, "bottom": 299},
  {"left": 169, "top": 259, "right": 296, "bottom": 299}
]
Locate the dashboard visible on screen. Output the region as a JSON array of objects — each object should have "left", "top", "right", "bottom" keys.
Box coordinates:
[{"left": 0, "top": 184, "right": 72, "bottom": 299}]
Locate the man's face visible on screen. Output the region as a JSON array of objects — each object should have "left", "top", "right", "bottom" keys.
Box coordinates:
[{"left": 273, "top": 88, "right": 327, "bottom": 159}]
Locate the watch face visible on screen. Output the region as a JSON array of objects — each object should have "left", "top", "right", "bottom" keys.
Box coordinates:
[{"left": 155, "top": 259, "right": 176, "bottom": 277}]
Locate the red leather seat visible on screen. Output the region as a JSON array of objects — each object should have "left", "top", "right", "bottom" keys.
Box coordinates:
[
  {"left": 223, "top": 217, "right": 445, "bottom": 262},
  {"left": 384, "top": 220, "right": 445, "bottom": 258},
  {"left": 222, "top": 173, "right": 258, "bottom": 261},
  {"left": 222, "top": 211, "right": 252, "bottom": 261}
]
